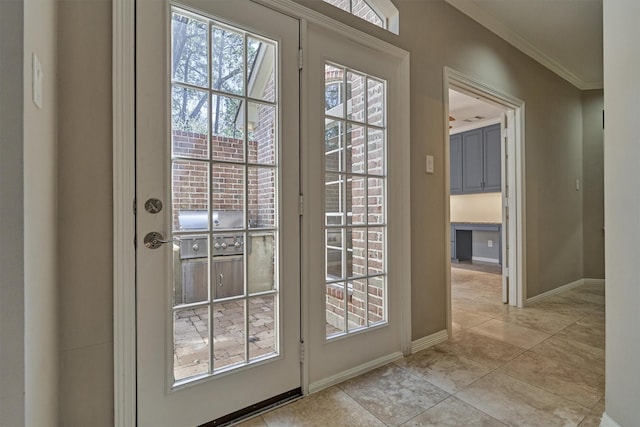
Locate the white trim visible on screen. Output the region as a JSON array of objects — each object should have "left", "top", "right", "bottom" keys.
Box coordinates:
[
  {"left": 449, "top": 117, "right": 502, "bottom": 135},
  {"left": 398, "top": 53, "right": 412, "bottom": 358},
  {"left": 525, "top": 278, "right": 584, "bottom": 306},
  {"left": 600, "top": 413, "right": 621, "bottom": 427},
  {"left": 443, "top": 0, "right": 602, "bottom": 90},
  {"left": 471, "top": 256, "right": 500, "bottom": 264},
  {"left": 308, "top": 351, "right": 403, "bottom": 394},
  {"left": 444, "top": 67, "right": 527, "bottom": 310},
  {"left": 411, "top": 330, "right": 449, "bottom": 354},
  {"left": 253, "top": 0, "right": 405, "bottom": 60},
  {"left": 113, "top": 0, "right": 136, "bottom": 425}
]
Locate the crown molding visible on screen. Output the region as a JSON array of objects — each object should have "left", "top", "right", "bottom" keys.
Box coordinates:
[{"left": 445, "top": 0, "right": 603, "bottom": 90}]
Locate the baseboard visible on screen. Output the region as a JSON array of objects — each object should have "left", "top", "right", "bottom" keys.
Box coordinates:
[
  {"left": 411, "top": 330, "right": 449, "bottom": 354},
  {"left": 471, "top": 256, "right": 500, "bottom": 264},
  {"left": 600, "top": 412, "right": 621, "bottom": 427},
  {"left": 525, "top": 278, "right": 585, "bottom": 305},
  {"left": 584, "top": 278, "right": 605, "bottom": 286},
  {"left": 308, "top": 351, "right": 404, "bottom": 394}
]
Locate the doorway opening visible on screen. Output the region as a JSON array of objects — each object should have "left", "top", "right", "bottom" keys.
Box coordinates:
[{"left": 444, "top": 68, "right": 526, "bottom": 337}]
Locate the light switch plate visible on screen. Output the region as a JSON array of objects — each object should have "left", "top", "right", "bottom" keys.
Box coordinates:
[
  {"left": 426, "top": 155, "right": 434, "bottom": 174},
  {"left": 32, "top": 52, "right": 43, "bottom": 109}
]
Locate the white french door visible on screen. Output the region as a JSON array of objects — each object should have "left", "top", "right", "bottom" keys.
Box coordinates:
[
  {"left": 304, "top": 22, "right": 410, "bottom": 387},
  {"left": 136, "top": 1, "right": 300, "bottom": 425}
]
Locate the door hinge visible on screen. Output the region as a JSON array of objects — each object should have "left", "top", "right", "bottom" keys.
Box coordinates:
[
  {"left": 133, "top": 197, "right": 137, "bottom": 215},
  {"left": 298, "top": 48, "right": 303, "bottom": 70},
  {"left": 299, "top": 342, "right": 305, "bottom": 362},
  {"left": 503, "top": 267, "right": 509, "bottom": 277},
  {"left": 299, "top": 195, "right": 304, "bottom": 216}
]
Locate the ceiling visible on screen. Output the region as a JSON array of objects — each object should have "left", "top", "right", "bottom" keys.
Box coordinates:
[
  {"left": 448, "top": 89, "right": 505, "bottom": 132},
  {"left": 444, "top": 0, "right": 603, "bottom": 90}
]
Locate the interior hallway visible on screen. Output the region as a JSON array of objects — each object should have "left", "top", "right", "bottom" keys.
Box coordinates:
[{"left": 237, "top": 266, "right": 605, "bottom": 426}]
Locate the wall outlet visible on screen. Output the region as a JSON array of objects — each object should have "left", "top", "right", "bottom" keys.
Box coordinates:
[{"left": 487, "top": 240, "right": 493, "bottom": 248}]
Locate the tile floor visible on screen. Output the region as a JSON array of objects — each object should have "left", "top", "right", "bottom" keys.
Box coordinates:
[{"left": 236, "top": 265, "right": 605, "bottom": 426}]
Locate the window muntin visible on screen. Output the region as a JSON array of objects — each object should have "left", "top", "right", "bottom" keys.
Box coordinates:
[
  {"left": 324, "top": 62, "right": 387, "bottom": 339},
  {"left": 170, "top": 7, "right": 281, "bottom": 385}
]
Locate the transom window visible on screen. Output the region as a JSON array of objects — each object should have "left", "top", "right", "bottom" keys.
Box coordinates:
[
  {"left": 323, "top": 0, "right": 400, "bottom": 34},
  {"left": 324, "top": 62, "right": 388, "bottom": 339}
]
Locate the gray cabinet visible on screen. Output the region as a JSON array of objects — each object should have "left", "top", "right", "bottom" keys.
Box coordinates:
[
  {"left": 483, "top": 124, "right": 502, "bottom": 192},
  {"left": 450, "top": 123, "right": 501, "bottom": 194},
  {"left": 462, "top": 128, "right": 484, "bottom": 193}
]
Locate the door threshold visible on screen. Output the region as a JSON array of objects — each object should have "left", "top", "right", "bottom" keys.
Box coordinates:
[{"left": 200, "top": 388, "right": 303, "bottom": 427}]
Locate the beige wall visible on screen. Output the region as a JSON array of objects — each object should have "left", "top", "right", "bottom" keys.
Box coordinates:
[
  {"left": 58, "top": 1, "right": 113, "bottom": 425},
  {"left": 291, "top": 0, "right": 585, "bottom": 338},
  {"left": 582, "top": 90, "right": 605, "bottom": 279},
  {"left": 54, "top": 0, "right": 603, "bottom": 423},
  {"left": 603, "top": 1, "right": 640, "bottom": 425},
  {"left": 23, "top": 0, "right": 60, "bottom": 424},
  {"left": 0, "top": 1, "right": 25, "bottom": 425},
  {"left": 450, "top": 193, "right": 502, "bottom": 224}
]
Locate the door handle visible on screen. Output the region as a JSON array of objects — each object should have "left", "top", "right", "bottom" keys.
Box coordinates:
[{"left": 144, "top": 232, "right": 179, "bottom": 249}]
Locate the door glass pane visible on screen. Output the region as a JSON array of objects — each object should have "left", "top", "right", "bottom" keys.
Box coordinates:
[
  {"left": 368, "top": 177, "right": 384, "bottom": 224},
  {"left": 172, "top": 160, "right": 209, "bottom": 232},
  {"left": 325, "top": 64, "right": 344, "bottom": 117},
  {"left": 170, "top": 7, "right": 282, "bottom": 385},
  {"left": 211, "top": 95, "right": 244, "bottom": 159},
  {"left": 172, "top": 86, "right": 209, "bottom": 158},
  {"left": 174, "top": 307, "right": 209, "bottom": 381},
  {"left": 248, "top": 167, "right": 275, "bottom": 229},
  {"left": 211, "top": 25, "right": 244, "bottom": 95},
  {"left": 347, "top": 176, "right": 366, "bottom": 225},
  {"left": 368, "top": 227, "right": 384, "bottom": 276},
  {"left": 351, "top": 227, "right": 367, "bottom": 278},
  {"left": 367, "top": 77, "right": 384, "bottom": 127},
  {"left": 325, "top": 173, "right": 344, "bottom": 226},
  {"left": 211, "top": 163, "right": 244, "bottom": 226},
  {"left": 348, "top": 278, "right": 367, "bottom": 330},
  {"left": 174, "top": 235, "right": 209, "bottom": 305},
  {"left": 346, "top": 71, "right": 365, "bottom": 123},
  {"left": 247, "top": 38, "right": 276, "bottom": 103},
  {"left": 249, "top": 295, "right": 277, "bottom": 360},
  {"left": 324, "top": 61, "right": 387, "bottom": 338},
  {"left": 171, "top": 13, "right": 208, "bottom": 88},
  {"left": 213, "top": 300, "right": 246, "bottom": 370},
  {"left": 248, "top": 232, "right": 275, "bottom": 294},
  {"left": 346, "top": 123, "right": 365, "bottom": 173},
  {"left": 367, "top": 128, "right": 384, "bottom": 175},
  {"left": 247, "top": 103, "right": 276, "bottom": 165},
  {"left": 368, "top": 275, "right": 385, "bottom": 326},
  {"left": 212, "top": 252, "right": 244, "bottom": 299},
  {"left": 325, "top": 119, "right": 342, "bottom": 172},
  {"left": 326, "top": 282, "right": 346, "bottom": 336},
  {"left": 326, "top": 229, "right": 343, "bottom": 279}
]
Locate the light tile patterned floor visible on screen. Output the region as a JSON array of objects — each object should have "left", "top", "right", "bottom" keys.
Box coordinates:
[{"left": 236, "top": 265, "right": 605, "bottom": 426}]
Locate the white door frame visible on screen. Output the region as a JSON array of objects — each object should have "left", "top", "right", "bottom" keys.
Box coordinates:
[
  {"left": 444, "top": 67, "right": 526, "bottom": 334},
  {"left": 113, "top": 0, "right": 410, "bottom": 424}
]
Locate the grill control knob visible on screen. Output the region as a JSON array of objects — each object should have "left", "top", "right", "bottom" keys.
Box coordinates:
[
  {"left": 221, "top": 242, "right": 228, "bottom": 249},
  {"left": 213, "top": 242, "right": 221, "bottom": 249},
  {"left": 234, "top": 241, "right": 241, "bottom": 248}
]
